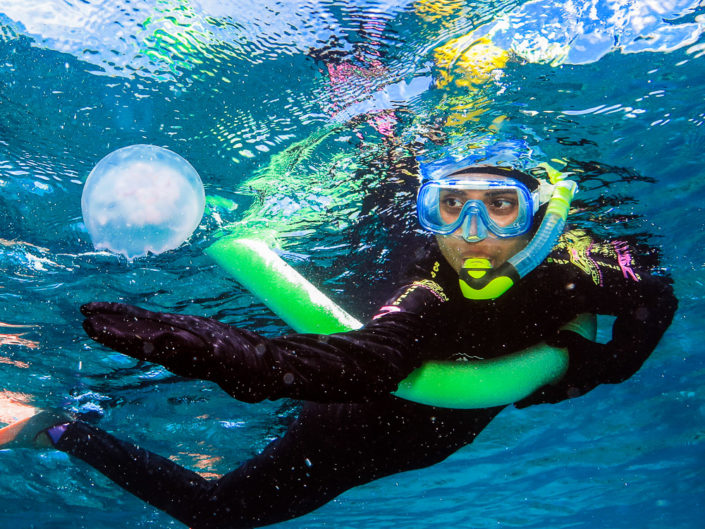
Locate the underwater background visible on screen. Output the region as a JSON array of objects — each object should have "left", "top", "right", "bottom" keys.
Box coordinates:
[{"left": 1, "top": 0, "right": 703, "bottom": 527}]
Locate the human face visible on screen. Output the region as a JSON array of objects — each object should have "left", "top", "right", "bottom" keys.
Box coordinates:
[{"left": 433, "top": 173, "right": 532, "bottom": 273}]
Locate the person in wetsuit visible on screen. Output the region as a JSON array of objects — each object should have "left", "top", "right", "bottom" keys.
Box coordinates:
[{"left": 21, "top": 163, "right": 676, "bottom": 529}]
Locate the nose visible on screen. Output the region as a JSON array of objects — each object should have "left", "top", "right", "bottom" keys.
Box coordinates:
[{"left": 460, "top": 209, "right": 487, "bottom": 242}]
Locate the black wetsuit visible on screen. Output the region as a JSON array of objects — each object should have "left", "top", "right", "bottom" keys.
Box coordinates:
[{"left": 57, "top": 231, "right": 676, "bottom": 529}]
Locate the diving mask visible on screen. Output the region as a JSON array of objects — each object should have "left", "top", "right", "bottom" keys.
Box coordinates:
[
  {"left": 415, "top": 163, "right": 577, "bottom": 299},
  {"left": 416, "top": 176, "right": 540, "bottom": 242}
]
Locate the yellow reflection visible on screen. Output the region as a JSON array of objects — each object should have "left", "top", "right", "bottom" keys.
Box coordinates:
[
  {"left": 434, "top": 35, "right": 510, "bottom": 89},
  {"left": 414, "top": 0, "right": 466, "bottom": 22}
]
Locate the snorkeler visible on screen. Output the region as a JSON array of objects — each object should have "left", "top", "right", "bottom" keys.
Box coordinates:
[{"left": 6, "top": 162, "right": 676, "bottom": 529}]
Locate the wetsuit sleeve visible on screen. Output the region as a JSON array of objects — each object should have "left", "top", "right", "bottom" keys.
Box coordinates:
[
  {"left": 252, "top": 275, "right": 451, "bottom": 402},
  {"left": 574, "top": 239, "right": 676, "bottom": 382},
  {"left": 526, "top": 235, "right": 678, "bottom": 404},
  {"left": 81, "top": 281, "right": 445, "bottom": 404}
]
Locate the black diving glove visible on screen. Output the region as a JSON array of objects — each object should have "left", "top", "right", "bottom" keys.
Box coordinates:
[
  {"left": 515, "top": 330, "right": 615, "bottom": 408},
  {"left": 81, "top": 302, "right": 278, "bottom": 402}
]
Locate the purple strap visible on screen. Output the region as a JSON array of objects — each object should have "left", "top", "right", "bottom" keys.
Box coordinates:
[{"left": 45, "top": 423, "right": 70, "bottom": 445}]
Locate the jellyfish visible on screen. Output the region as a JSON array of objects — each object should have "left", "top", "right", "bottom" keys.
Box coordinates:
[{"left": 81, "top": 145, "right": 205, "bottom": 259}]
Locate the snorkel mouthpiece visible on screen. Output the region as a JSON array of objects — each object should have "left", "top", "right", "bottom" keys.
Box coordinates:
[{"left": 459, "top": 258, "right": 519, "bottom": 300}]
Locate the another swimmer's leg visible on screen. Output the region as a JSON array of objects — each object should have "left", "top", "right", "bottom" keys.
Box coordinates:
[
  {"left": 53, "top": 422, "right": 223, "bottom": 527},
  {"left": 52, "top": 420, "right": 341, "bottom": 529}
]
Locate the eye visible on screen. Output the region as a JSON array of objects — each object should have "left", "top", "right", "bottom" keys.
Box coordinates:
[
  {"left": 441, "top": 196, "right": 464, "bottom": 209},
  {"left": 486, "top": 196, "right": 518, "bottom": 215}
]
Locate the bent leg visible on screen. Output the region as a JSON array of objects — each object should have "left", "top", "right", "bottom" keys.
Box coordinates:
[{"left": 56, "top": 398, "right": 501, "bottom": 529}]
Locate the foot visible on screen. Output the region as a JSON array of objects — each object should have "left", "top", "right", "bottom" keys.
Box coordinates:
[{"left": 0, "top": 410, "right": 71, "bottom": 449}]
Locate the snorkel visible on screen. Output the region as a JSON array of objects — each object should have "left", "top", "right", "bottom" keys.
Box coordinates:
[{"left": 458, "top": 178, "right": 577, "bottom": 299}]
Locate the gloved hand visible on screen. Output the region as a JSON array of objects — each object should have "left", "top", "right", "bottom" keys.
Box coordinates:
[
  {"left": 515, "top": 330, "right": 614, "bottom": 408},
  {"left": 81, "top": 302, "right": 274, "bottom": 401}
]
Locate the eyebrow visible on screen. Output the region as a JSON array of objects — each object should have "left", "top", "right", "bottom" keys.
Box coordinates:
[{"left": 485, "top": 190, "right": 517, "bottom": 197}]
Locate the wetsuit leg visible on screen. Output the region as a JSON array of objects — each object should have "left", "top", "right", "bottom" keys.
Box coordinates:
[{"left": 55, "top": 397, "right": 501, "bottom": 529}]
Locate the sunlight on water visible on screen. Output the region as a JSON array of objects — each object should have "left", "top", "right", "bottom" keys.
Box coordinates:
[{"left": 0, "top": 0, "right": 703, "bottom": 527}]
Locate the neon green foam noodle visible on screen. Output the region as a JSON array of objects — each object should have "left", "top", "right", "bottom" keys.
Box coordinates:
[{"left": 206, "top": 236, "right": 596, "bottom": 409}]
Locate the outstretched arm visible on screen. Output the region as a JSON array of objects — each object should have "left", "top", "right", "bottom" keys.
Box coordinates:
[{"left": 81, "top": 289, "right": 440, "bottom": 403}]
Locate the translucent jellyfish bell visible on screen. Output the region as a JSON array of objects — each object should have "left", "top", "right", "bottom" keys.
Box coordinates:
[{"left": 81, "top": 145, "right": 205, "bottom": 259}]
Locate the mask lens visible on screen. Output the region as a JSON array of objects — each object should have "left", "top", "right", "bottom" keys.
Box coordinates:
[
  {"left": 439, "top": 188, "right": 520, "bottom": 227},
  {"left": 417, "top": 178, "right": 534, "bottom": 237}
]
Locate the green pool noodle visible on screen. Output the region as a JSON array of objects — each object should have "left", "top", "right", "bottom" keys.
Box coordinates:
[
  {"left": 206, "top": 237, "right": 362, "bottom": 334},
  {"left": 206, "top": 236, "right": 596, "bottom": 408}
]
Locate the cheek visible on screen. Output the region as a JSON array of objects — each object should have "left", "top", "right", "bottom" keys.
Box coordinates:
[
  {"left": 440, "top": 210, "right": 455, "bottom": 223},
  {"left": 436, "top": 234, "right": 457, "bottom": 254},
  {"left": 435, "top": 236, "right": 463, "bottom": 272},
  {"left": 498, "top": 236, "right": 531, "bottom": 260}
]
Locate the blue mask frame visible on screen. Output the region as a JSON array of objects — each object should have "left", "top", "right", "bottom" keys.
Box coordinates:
[{"left": 417, "top": 177, "right": 539, "bottom": 241}]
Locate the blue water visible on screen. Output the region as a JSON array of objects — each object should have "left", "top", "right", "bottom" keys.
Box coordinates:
[{"left": 1, "top": 0, "right": 704, "bottom": 527}]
